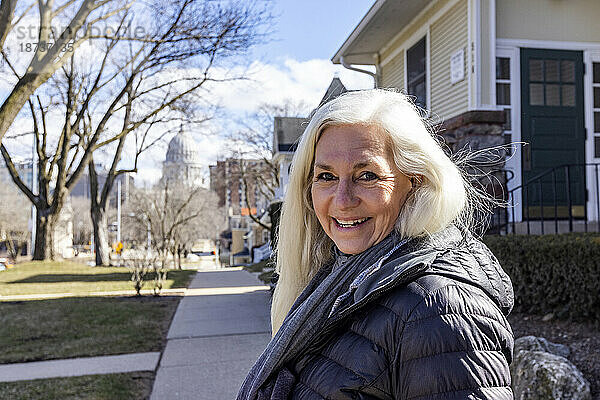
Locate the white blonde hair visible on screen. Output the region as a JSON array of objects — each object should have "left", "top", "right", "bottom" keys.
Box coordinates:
[{"left": 271, "top": 89, "right": 472, "bottom": 334}]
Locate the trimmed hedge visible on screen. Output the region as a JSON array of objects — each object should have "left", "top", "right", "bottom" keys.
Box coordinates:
[{"left": 484, "top": 233, "right": 600, "bottom": 321}]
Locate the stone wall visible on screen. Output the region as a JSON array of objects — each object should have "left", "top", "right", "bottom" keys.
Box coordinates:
[
  {"left": 439, "top": 110, "right": 508, "bottom": 233},
  {"left": 439, "top": 110, "right": 505, "bottom": 153}
]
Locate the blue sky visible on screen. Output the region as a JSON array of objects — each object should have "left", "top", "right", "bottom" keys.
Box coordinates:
[{"left": 260, "top": 0, "right": 374, "bottom": 62}]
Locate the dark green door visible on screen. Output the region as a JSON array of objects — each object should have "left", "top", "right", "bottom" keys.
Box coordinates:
[{"left": 520, "top": 48, "right": 585, "bottom": 219}]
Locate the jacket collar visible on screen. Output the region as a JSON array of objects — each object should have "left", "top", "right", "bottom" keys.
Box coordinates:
[{"left": 332, "top": 225, "right": 514, "bottom": 319}]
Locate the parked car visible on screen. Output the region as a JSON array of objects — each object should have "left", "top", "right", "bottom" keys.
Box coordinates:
[{"left": 190, "top": 239, "right": 220, "bottom": 266}]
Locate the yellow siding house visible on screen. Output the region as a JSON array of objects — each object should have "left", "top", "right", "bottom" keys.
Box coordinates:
[{"left": 333, "top": 0, "right": 600, "bottom": 232}]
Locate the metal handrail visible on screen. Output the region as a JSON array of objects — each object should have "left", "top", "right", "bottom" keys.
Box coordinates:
[
  {"left": 490, "top": 163, "right": 600, "bottom": 235},
  {"left": 508, "top": 163, "right": 597, "bottom": 193}
]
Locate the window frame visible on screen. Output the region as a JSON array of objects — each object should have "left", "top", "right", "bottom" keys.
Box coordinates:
[
  {"left": 592, "top": 61, "right": 600, "bottom": 158},
  {"left": 403, "top": 27, "right": 430, "bottom": 111},
  {"left": 405, "top": 36, "right": 428, "bottom": 110},
  {"left": 495, "top": 55, "right": 514, "bottom": 150}
]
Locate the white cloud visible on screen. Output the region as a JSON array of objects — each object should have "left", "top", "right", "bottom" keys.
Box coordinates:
[
  {"left": 207, "top": 58, "right": 374, "bottom": 114},
  {"left": 131, "top": 166, "right": 162, "bottom": 188}
]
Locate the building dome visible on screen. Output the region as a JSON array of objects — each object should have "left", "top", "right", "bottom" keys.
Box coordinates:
[
  {"left": 165, "top": 128, "right": 201, "bottom": 164},
  {"left": 162, "top": 127, "right": 206, "bottom": 187}
]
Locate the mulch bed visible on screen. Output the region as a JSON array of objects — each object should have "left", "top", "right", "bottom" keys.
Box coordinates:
[{"left": 509, "top": 313, "right": 600, "bottom": 399}]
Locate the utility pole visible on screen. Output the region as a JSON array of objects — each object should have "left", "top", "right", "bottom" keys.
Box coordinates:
[
  {"left": 117, "top": 180, "right": 121, "bottom": 244},
  {"left": 147, "top": 219, "right": 151, "bottom": 258}
]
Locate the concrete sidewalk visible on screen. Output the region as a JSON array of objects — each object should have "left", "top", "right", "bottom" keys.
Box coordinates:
[
  {"left": 150, "top": 267, "right": 272, "bottom": 399},
  {"left": 0, "top": 352, "right": 160, "bottom": 382},
  {"left": 0, "top": 288, "right": 186, "bottom": 301}
]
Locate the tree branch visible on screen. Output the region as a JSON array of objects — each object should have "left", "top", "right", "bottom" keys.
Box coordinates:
[{"left": 0, "top": 144, "right": 37, "bottom": 205}]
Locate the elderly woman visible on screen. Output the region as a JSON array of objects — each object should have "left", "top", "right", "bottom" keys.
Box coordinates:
[{"left": 238, "top": 89, "right": 514, "bottom": 400}]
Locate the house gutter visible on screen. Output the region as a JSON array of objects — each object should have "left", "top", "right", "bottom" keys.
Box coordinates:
[{"left": 340, "top": 56, "right": 377, "bottom": 88}]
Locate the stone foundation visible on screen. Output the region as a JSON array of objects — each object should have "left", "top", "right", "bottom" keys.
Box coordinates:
[
  {"left": 439, "top": 110, "right": 508, "bottom": 233},
  {"left": 439, "top": 110, "right": 506, "bottom": 153}
]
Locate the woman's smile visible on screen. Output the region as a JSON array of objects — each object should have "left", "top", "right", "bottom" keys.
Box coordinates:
[{"left": 332, "top": 216, "right": 372, "bottom": 229}]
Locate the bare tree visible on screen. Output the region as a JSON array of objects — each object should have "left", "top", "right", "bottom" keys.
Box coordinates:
[
  {"left": 0, "top": 58, "right": 113, "bottom": 260},
  {"left": 123, "top": 248, "right": 156, "bottom": 295},
  {"left": 227, "top": 100, "right": 309, "bottom": 231},
  {"left": 1, "top": 0, "right": 270, "bottom": 261},
  {"left": 0, "top": 0, "right": 132, "bottom": 145},
  {"left": 128, "top": 182, "right": 223, "bottom": 287},
  {"left": 0, "top": 180, "right": 29, "bottom": 261},
  {"left": 171, "top": 189, "right": 224, "bottom": 268}
]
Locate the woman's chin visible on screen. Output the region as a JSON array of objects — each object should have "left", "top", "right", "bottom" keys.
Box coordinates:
[{"left": 332, "top": 238, "right": 371, "bottom": 255}]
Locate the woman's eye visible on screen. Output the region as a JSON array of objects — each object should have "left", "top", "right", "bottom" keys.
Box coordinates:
[
  {"left": 316, "top": 172, "right": 336, "bottom": 181},
  {"left": 359, "top": 171, "right": 378, "bottom": 181}
]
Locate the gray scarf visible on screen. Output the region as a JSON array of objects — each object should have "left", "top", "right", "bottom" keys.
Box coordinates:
[{"left": 237, "top": 232, "right": 410, "bottom": 400}]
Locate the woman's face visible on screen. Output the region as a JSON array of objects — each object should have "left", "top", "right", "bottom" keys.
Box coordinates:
[{"left": 311, "top": 124, "right": 412, "bottom": 255}]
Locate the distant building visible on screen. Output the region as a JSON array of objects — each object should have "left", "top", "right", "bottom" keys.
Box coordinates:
[
  {"left": 209, "top": 158, "right": 273, "bottom": 265},
  {"left": 209, "top": 158, "right": 271, "bottom": 217},
  {"left": 162, "top": 127, "right": 206, "bottom": 188},
  {"left": 209, "top": 160, "right": 227, "bottom": 208},
  {"left": 71, "top": 171, "right": 134, "bottom": 206},
  {"left": 272, "top": 117, "right": 307, "bottom": 202},
  {"left": 318, "top": 76, "right": 348, "bottom": 107},
  {"left": 53, "top": 196, "right": 74, "bottom": 258},
  {"left": 0, "top": 157, "right": 33, "bottom": 189}
]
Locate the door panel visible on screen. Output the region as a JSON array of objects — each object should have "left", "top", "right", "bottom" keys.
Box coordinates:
[{"left": 520, "top": 49, "right": 585, "bottom": 219}]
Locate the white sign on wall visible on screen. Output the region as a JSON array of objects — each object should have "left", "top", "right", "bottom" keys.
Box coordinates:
[{"left": 450, "top": 48, "right": 465, "bottom": 84}]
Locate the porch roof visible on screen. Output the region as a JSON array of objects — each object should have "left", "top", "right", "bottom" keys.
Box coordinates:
[{"left": 332, "top": 0, "right": 434, "bottom": 65}]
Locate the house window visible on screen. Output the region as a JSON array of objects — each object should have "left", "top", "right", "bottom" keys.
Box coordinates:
[
  {"left": 407, "top": 37, "right": 427, "bottom": 109},
  {"left": 594, "top": 63, "right": 600, "bottom": 158},
  {"left": 496, "top": 57, "right": 512, "bottom": 149}
]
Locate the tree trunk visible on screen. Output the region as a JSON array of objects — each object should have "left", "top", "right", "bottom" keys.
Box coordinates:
[
  {"left": 33, "top": 211, "right": 54, "bottom": 260},
  {"left": 177, "top": 246, "right": 182, "bottom": 269},
  {"left": 91, "top": 206, "right": 111, "bottom": 266},
  {"left": 6, "top": 238, "right": 17, "bottom": 262}
]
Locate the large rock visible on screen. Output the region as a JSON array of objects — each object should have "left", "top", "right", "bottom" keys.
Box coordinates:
[
  {"left": 515, "top": 335, "right": 571, "bottom": 359},
  {"left": 511, "top": 336, "right": 591, "bottom": 400}
]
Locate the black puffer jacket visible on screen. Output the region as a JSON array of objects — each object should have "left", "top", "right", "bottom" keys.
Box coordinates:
[{"left": 287, "top": 228, "right": 514, "bottom": 399}]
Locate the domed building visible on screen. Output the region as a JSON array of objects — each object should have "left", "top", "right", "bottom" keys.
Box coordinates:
[{"left": 162, "top": 127, "right": 206, "bottom": 187}]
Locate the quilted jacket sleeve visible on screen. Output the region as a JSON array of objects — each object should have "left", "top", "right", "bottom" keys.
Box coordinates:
[{"left": 390, "top": 275, "right": 514, "bottom": 400}]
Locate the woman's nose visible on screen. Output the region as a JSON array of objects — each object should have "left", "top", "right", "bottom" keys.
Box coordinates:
[{"left": 334, "top": 178, "right": 359, "bottom": 209}]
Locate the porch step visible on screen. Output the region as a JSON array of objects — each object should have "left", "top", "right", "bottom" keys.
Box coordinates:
[{"left": 507, "top": 220, "right": 600, "bottom": 235}]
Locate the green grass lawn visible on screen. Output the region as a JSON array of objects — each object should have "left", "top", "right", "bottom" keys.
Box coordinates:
[
  {"left": 0, "top": 260, "right": 194, "bottom": 296},
  {"left": 0, "top": 260, "right": 195, "bottom": 399},
  {"left": 0, "top": 295, "right": 178, "bottom": 364},
  {"left": 0, "top": 372, "right": 153, "bottom": 400},
  {"left": 243, "top": 258, "right": 272, "bottom": 273},
  {"left": 243, "top": 258, "right": 274, "bottom": 284}
]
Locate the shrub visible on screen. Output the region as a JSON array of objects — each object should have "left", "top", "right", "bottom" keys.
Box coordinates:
[
  {"left": 483, "top": 233, "right": 600, "bottom": 321},
  {"left": 124, "top": 251, "right": 155, "bottom": 296}
]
